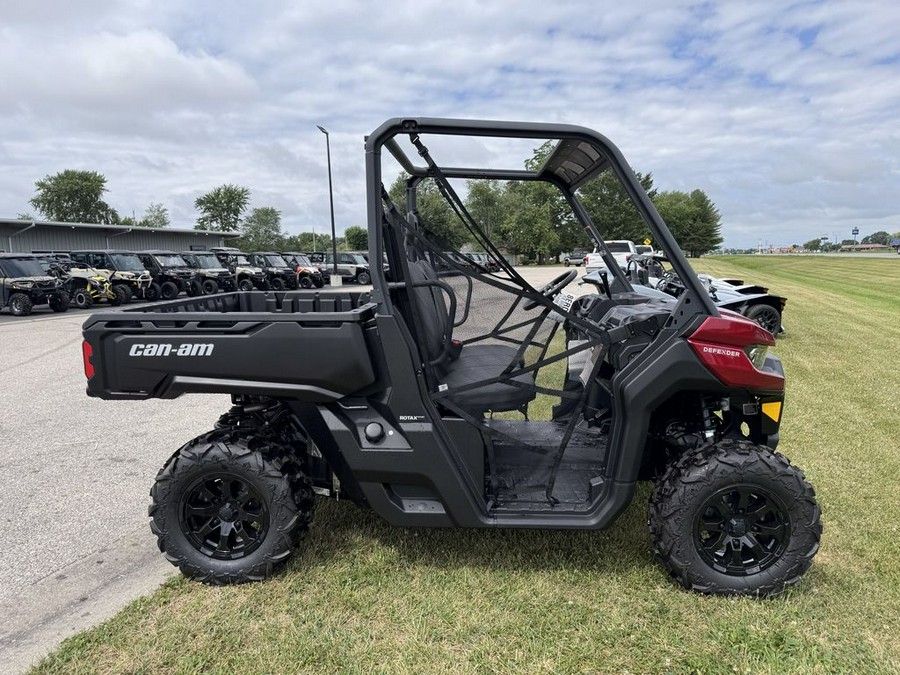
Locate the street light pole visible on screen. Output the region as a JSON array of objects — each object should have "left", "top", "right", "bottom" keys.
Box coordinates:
[{"left": 317, "top": 125, "right": 339, "bottom": 284}]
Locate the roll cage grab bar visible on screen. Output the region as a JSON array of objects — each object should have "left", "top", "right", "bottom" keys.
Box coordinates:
[{"left": 364, "top": 117, "right": 719, "bottom": 321}]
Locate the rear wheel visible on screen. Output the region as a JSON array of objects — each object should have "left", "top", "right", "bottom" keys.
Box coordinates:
[
  {"left": 145, "top": 283, "right": 161, "bottom": 302},
  {"left": 649, "top": 440, "right": 821, "bottom": 597},
  {"left": 9, "top": 293, "right": 33, "bottom": 316},
  {"left": 745, "top": 304, "right": 781, "bottom": 336},
  {"left": 160, "top": 281, "right": 179, "bottom": 300},
  {"left": 49, "top": 291, "right": 70, "bottom": 312},
  {"left": 356, "top": 271, "right": 371, "bottom": 285},
  {"left": 202, "top": 279, "right": 219, "bottom": 294},
  {"left": 73, "top": 288, "right": 94, "bottom": 309},
  {"left": 149, "top": 429, "right": 314, "bottom": 584}
]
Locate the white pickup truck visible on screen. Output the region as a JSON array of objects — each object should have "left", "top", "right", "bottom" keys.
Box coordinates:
[{"left": 584, "top": 240, "right": 638, "bottom": 274}]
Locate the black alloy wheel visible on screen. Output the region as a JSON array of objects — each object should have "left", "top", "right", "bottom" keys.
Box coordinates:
[
  {"left": 694, "top": 484, "right": 789, "bottom": 576},
  {"left": 745, "top": 304, "right": 781, "bottom": 335},
  {"left": 180, "top": 473, "right": 269, "bottom": 560}
]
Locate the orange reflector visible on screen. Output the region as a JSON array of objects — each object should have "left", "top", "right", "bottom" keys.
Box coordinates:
[{"left": 761, "top": 401, "right": 781, "bottom": 422}]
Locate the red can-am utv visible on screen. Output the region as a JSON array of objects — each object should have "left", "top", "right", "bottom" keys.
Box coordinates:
[{"left": 81, "top": 118, "right": 820, "bottom": 596}]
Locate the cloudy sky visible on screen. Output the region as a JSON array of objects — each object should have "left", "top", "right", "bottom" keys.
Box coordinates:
[{"left": 1, "top": 0, "right": 898, "bottom": 248}]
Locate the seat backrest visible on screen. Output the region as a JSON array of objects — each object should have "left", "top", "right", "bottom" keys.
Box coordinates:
[{"left": 407, "top": 259, "right": 452, "bottom": 369}]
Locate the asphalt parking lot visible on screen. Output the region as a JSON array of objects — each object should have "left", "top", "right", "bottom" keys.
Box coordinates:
[{"left": 0, "top": 266, "right": 588, "bottom": 671}]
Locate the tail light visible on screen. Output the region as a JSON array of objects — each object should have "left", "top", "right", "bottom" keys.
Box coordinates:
[
  {"left": 687, "top": 315, "right": 782, "bottom": 390},
  {"left": 82, "top": 340, "right": 95, "bottom": 379},
  {"left": 584, "top": 256, "right": 589, "bottom": 265}
]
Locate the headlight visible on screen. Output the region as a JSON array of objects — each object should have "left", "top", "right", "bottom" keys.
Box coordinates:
[
  {"left": 745, "top": 344, "right": 768, "bottom": 370},
  {"left": 13, "top": 280, "right": 34, "bottom": 289}
]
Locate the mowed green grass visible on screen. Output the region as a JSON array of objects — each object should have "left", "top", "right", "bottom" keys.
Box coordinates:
[{"left": 33, "top": 256, "right": 900, "bottom": 674}]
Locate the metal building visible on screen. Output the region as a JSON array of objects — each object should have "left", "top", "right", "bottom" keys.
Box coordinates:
[{"left": 0, "top": 218, "right": 239, "bottom": 253}]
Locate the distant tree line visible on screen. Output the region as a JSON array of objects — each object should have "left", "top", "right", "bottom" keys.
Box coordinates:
[{"left": 388, "top": 141, "right": 724, "bottom": 260}]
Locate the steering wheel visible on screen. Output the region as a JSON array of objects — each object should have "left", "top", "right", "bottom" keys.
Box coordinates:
[
  {"left": 656, "top": 271, "right": 685, "bottom": 295},
  {"left": 523, "top": 269, "right": 577, "bottom": 310}
]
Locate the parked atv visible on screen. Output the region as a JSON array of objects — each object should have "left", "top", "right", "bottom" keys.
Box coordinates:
[
  {"left": 1, "top": 253, "right": 69, "bottom": 315},
  {"left": 247, "top": 252, "right": 298, "bottom": 290},
  {"left": 180, "top": 251, "right": 236, "bottom": 294},
  {"left": 280, "top": 252, "right": 325, "bottom": 288},
  {"left": 82, "top": 118, "right": 820, "bottom": 597},
  {"left": 69, "top": 250, "right": 154, "bottom": 302},
  {"left": 135, "top": 251, "right": 196, "bottom": 301},
  {"left": 36, "top": 256, "right": 123, "bottom": 308},
  {"left": 211, "top": 248, "right": 268, "bottom": 291},
  {"left": 307, "top": 251, "right": 371, "bottom": 284}
]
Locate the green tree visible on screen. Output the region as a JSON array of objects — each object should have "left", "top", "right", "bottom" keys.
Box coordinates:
[
  {"left": 29, "top": 169, "right": 119, "bottom": 224},
  {"left": 284, "top": 232, "right": 332, "bottom": 253},
  {"left": 803, "top": 238, "right": 822, "bottom": 251},
  {"left": 344, "top": 226, "right": 368, "bottom": 250},
  {"left": 497, "top": 181, "right": 560, "bottom": 263},
  {"left": 464, "top": 179, "right": 507, "bottom": 241},
  {"left": 388, "top": 173, "right": 470, "bottom": 248},
  {"left": 653, "top": 189, "right": 723, "bottom": 257},
  {"left": 194, "top": 184, "right": 250, "bottom": 232},
  {"left": 138, "top": 202, "right": 170, "bottom": 228},
  {"left": 237, "top": 207, "right": 285, "bottom": 250},
  {"left": 577, "top": 169, "right": 656, "bottom": 244},
  {"left": 860, "top": 231, "right": 890, "bottom": 246},
  {"left": 17, "top": 212, "right": 34, "bottom": 220}
]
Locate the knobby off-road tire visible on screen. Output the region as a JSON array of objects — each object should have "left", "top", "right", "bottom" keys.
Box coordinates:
[
  {"left": 270, "top": 277, "right": 286, "bottom": 291},
  {"left": 117, "top": 284, "right": 133, "bottom": 303},
  {"left": 238, "top": 278, "right": 254, "bottom": 291},
  {"left": 149, "top": 429, "right": 314, "bottom": 584},
  {"left": 202, "top": 278, "right": 219, "bottom": 294},
  {"left": 145, "top": 282, "right": 161, "bottom": 302},
  {"left": 649, "top": 439, "right": 821, "bottom": 597},
  {"left": 356, "top": 271, "right": 371, "bottom": 285},
  {"left": 73, "top": 288, "right": 94, "bottom": 309},
  {"left": 298, "top": 275, "right": 313, "bottom": 289},
  {"left": 187, "top": 279, "right": 204, "bottom": 297},
  {"left": 9, "top": 292, "right": 33, "bottom": 316},
  {"left": 160, "top": 281, "right": 180, "bottom": 300},
  {"left": 49, "top": 291, "right": 70, "bottom": 313}
]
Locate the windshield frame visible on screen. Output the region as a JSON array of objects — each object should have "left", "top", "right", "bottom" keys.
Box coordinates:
[
  {"left": 191, "top": 253, "right": 223, "bottom": 269},
  {"left": 153, "top": 254, "right": 190, "bottom": 268},
  {"left": 0, "top": 258, "right": 49, "bottom": 277},
  {"left": 109, "top": 254, "right": 148, "bottom": 272}
]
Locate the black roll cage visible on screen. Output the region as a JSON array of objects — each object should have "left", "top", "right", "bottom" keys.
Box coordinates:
[{"left": 364, "top": 117, "right": 718, "bottom": 322}]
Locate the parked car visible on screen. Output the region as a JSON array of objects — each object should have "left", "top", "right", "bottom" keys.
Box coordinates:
[
  {"left": 635, "top": 244, "right": 654, "bottom": 256},
  {"left": 560, "top": 250, "right": 589, "bottom": 267},
  {"left": 0, "top": 253, "right": 69, "bottom": 316},
  {"left": 69, "top": 250, "right": 154, "bottom": 302},
  {"left": 306, "top": 251, "right": 371, "bottom": 284},
  {"left": 464, "top": 252, "right": 501, "bottom": 272},
  {"left": 584, "top": 240, "right": 637, "bottom": 274},
  {"left": 181, "top": 251, "right": 236, "bottom": 294},
  {"left": 135, "top": 250, "right": 196, "bottom": 300}
]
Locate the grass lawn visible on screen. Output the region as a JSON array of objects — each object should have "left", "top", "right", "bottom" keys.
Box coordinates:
[{"left": 33, "top": 256, "right": 900, "bottom": 674}]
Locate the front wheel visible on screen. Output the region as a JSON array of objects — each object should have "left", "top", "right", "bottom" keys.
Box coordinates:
[
  {"left": 238, "top": 278, "right": 254, "bottom": 292},
  {"left": 298, "top": 275, "right": 313, "bottom": 289},
  {"left": 202, "top": 279, "right": 219, "bottom": 294},
  {"left": 110, "top": 285, "right": 127, "bottom": 306},
  {"left": 649, "top": 440, "right": 821, "bottom": 597},
  {"left": 356, "top": 271, "right": 371, "bottom": 285},
  {"left": 160, "top": 281, "right": 180, "bottom": 300},
  {"left": 149, "top": 430, "right": 314, "bottom": 584},
  {"left": 9, "top": 292, "right": 33, "bottom": 316},
  {"left": 49, "top": 291, "right": 70, "bottom": 313},
  {"left": 187, "top": 280, "right": 204, "bottom": 297},
  {"left": 270, "top": 277, "right": 286, "bottom": 291},
  {"left": 117, "top": 284, "right": 133, "bottom": 304}
]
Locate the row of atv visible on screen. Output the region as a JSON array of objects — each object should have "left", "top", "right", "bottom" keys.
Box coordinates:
[{"left": 1, "top": 248, "right": 329, "bottom": 317}]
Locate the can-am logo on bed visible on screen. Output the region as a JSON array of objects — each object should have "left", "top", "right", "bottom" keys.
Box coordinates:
[{"left": 128, "top": 343, "right": 214, "bottom": 357}]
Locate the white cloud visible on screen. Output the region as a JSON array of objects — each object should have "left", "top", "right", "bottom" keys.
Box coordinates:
[{"left": 0, "top": 0, "right": 898, "bottom": 246}]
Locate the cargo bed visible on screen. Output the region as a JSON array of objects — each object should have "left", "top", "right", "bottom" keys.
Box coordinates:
[{"left": 82, "top": 291, "right": 380, "bottom": 401}]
